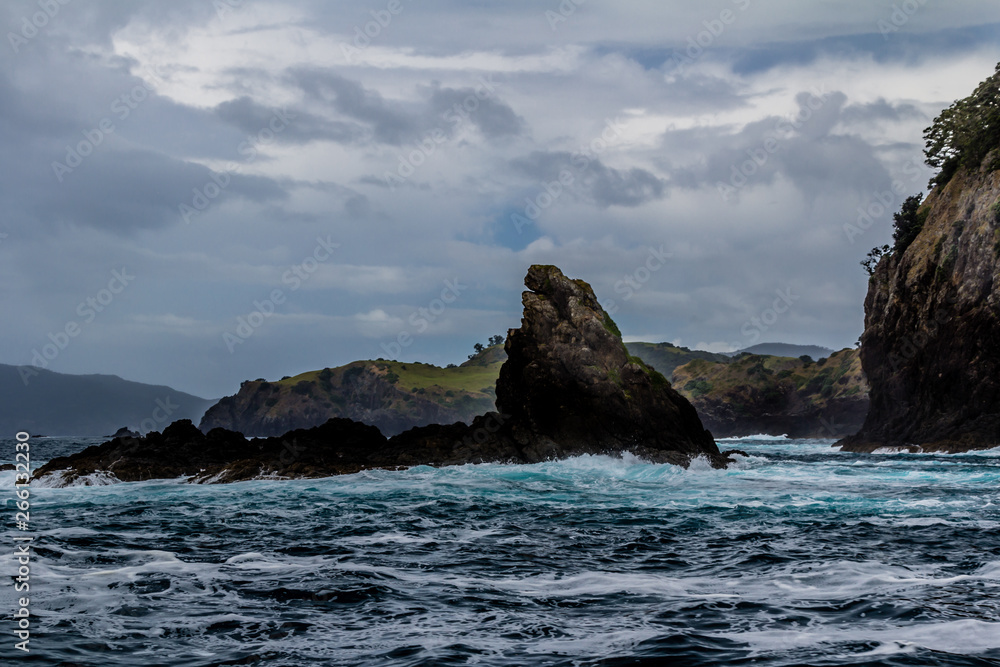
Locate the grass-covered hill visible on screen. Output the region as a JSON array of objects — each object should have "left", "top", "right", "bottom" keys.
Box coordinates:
[
  {"left": 199, "top": 346, "right": 504, "bottom": 437},
  {"left": 622, "top": 342, "right": 730, "bottom": 380},
  {"left": 670, "top": 348, "right": 869, "bottom": 438}
]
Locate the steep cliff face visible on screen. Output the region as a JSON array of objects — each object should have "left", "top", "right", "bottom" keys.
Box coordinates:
[
  {"left": 673, "top": 349, "right": 869, "bottom": 438},
  {"left": 841, "top": 166, "right": 1000, "bottom": 452}
]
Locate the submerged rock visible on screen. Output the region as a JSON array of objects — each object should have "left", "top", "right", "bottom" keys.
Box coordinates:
[{"left": 33, "top": 265, "right": 728, "bottom": 485}]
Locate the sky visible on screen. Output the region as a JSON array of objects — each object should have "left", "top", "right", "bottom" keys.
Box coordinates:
[{"left": 2, "top": 0, "right": 999, "bottom": 399}]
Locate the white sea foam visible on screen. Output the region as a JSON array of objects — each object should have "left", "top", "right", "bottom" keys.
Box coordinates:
[
  {"left": 718, "top": 434, "right": 790, "bottom": 441},
  {"left": 721, "top": 619, "right": 1000, "bottom": 655},
  {"left": 870, "top": 445, "right": 1000, "bottom": 457},
  {"left": 871, "top": 446, "right": 919, "bottom": 454},
  {"left": 17, "top": 434, "right": 1000, "bottom": 665},
  {"left": 32, "top": 469, "right": 121, "bottom": 487}
]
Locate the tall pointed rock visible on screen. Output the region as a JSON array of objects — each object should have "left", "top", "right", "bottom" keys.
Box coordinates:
[{"left": 496, "top": 265, "right": 722, "bottom": 464}]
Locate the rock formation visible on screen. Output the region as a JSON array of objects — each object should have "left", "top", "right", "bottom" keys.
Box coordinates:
[
  {"left": 33, "top": 265, "right": 728, "bottom": 485},
  {"left": 496, "top": 264, "right": 719, "bottom": 463},
  {"left": 840, "top": 166, "right": 1000, "bottom": 453}
]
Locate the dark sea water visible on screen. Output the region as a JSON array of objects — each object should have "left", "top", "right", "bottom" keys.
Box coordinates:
[{"left": 3, "top": 436, "right": 1000, "bottom": 666}]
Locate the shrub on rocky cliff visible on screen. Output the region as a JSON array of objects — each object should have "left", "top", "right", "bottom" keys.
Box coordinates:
[
  {"left": 924, "top": 62, "right": 1000, "bottom": 188},
  {"left": 891, "top": 193, "right": 927, "bottom": 254}
]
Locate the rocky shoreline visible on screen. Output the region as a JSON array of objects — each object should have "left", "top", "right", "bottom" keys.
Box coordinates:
[{"left": 33, "top": 266, "right": 733, "bottom": 486}]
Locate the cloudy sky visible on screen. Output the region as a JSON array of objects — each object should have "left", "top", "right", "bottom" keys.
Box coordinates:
[{"left": 2, "top": 0, "right": 998, "bottom": 399}]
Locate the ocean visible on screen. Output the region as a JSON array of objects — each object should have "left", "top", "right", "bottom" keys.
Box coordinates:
[{"left": 3, "top": 436, "right": 1000, "bottom": 666}]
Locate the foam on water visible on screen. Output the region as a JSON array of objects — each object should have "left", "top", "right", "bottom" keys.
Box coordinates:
[
  {"left": 724, "top": 619, "right": 1000, "bottom": 656},
  {"left": 4, "top": 436, "right": 1000, "bottom": 666},
  {"left": 718, "top": 433, "right": 791, "bottom": 441}
]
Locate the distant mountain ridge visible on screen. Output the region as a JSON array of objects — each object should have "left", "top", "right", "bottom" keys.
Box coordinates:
[
  {"left": 726, "top": 343, "right": 835, "bottom": 360},
  {"left": 0, "top": 364, "right": 214, "bottom": 436}
]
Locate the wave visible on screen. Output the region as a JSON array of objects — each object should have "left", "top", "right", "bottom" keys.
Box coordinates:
[
  {"left": 718, "top": 618, "right": 1000, "bottom": 656},
  {"left": 31, "top": 469, "right": 122, "bottom": 488},
  {"left": 717, "top": 434, "right": 790, "bottom": 442},
  {"left": 869, "top": 445, "right": 1000, "bottom": 457},
  {"left": 14, "top": 430, "right": 1000, "bottom": 667}
]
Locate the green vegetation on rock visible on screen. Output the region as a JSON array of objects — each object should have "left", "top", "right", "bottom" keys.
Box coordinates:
[
  {"left": 892, "top": 194, "right": 927, "bottom": 254},
  {"left": 924, "top": 62, "right": 1000, "bottom": 188},
  {"left": 201, "top": 346, "right": 506, "bottom": 437},
  {"left": 671, "top": 348, "right": 869, "bottom": 438},
  {"left": 623, "top": 342, "right": 730, "bottom": 381},
  {"left": 603, "top": 312, "right": 622, "bottom": 339}
]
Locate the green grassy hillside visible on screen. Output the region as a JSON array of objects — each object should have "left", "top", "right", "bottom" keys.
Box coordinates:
[
  {"left": 624, "top": 342, "right": 731, "bottom": 380},
  {"left": 199, "top": 346, "right": 505, "bottom": 437},
  {"left": 671, "top": 348, "right": 869, "bottom": 437}
]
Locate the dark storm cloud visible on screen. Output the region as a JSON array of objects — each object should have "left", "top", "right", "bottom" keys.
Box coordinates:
[
  {"left": 0, "top": 57, "right": 287, "bottom": 237},
  {"left": 664, "top": 91, "right": 893, "bottom": 200},
  {"left": 288, "top": 68, "right": 524, "bottom": 146},
  {"left": 290, "top": 68, "right": 420, "bottom": 145},
  {"left": 33, "top": 149, "right": 286, "bottom": 233},
  {"left": 839, "top": 99, "right": 924, "bottom": 124},
  {"left": 731, "top": 23, "right": 1000, "bottom": 76},
  {"left": 3, "top": 0, "right": 221, "bottom": 53},
  {"left": 427, "top": 84, "right": 524, "bottom": 138},
  {"left": 215, "top": 96, "right": 366, "bottom": 145},
  {"left": 511, "top": 151, "right": 666, "bottom": 208},
  {"left": 356, "top": 174, "right": 431, "bottom": 190}
]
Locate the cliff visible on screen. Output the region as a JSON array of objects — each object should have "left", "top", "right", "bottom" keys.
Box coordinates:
[
  {"left": 840, "top": 164, "right": 1000, "bottom": 453},
  {"left": 672, "top": 349, "right": 869, "bottom": 438},
  {"left": 34, "top": 266, "right": 728, "bottom": 485}
]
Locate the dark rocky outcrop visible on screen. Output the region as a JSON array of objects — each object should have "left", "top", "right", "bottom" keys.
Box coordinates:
[
  {"left": 840, "top": 164, "right": 1000, "bottom": 453},
  {"left": 33, "top": 266, "right": 728, "bottom": 485},
  {"left": 496, "top": 265, "right": 720, "bottom": 463},
  {"left": 34, "top": 419, "right": 386, "bottom": 485}
]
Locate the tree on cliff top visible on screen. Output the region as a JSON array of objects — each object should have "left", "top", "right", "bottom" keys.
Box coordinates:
[{"left": 924, "top": 62, "right": 1000, "bottom": 188}]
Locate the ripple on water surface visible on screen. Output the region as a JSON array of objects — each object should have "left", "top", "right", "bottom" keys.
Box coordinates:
[{"left": 3, "top": 436, "right": 1000, "bottom": 666}]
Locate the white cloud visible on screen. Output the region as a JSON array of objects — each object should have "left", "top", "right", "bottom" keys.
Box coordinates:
[{"left": 2, "top": 0, "right": 998, "bottom": 397}]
